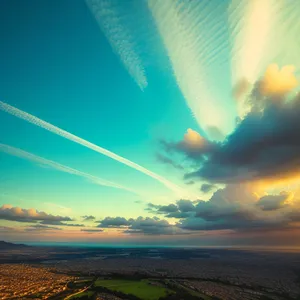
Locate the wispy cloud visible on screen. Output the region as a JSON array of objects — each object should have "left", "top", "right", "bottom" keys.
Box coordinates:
[
  {"left": 148, "top": 0, "right": 232, "bottom": 136},
  {"left": 86, "top": 0, "right": 147, "bottom": 90},
  {"left": 228, "top": 0, "right": 300, "bottom": 115},
  {"left": 0, "top": 101, "right": 187, "bottom": 196},
  {"left": 228, "top": 0, "right": 278, "bottom": 86},
  {"left": 0, "top": 143, "right": 136, "bottom": 194}
]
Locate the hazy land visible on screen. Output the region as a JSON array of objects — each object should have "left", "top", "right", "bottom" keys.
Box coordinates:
[{"left": 1, "top": 241, "right": 300, "bottom": 300}]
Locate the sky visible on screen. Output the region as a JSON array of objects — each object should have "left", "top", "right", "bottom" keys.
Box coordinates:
[{"left": 1, "top": 0, "right": 300, "bottom": 247}]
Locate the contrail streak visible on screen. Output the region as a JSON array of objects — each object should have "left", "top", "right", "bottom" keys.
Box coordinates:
[
  {"left": 86, "top": 0, "right": 147, "bottom": 90},
  {"left": 0, "top": 101, "right": 187, "bottom": 196},
  {"left": 0, "top": 143, "right": 137, "bottom": 194}
]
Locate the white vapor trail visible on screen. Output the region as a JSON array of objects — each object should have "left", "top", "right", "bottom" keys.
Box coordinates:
[
  {"left": 148, "top": 0, "right": 232, "bottom": 136},
  {"left": 86, "top": 0, "right": 147, "bottom": 90},
  {"left": 0, "top": 101, "right": 187, "bottom": 197},
  {"left": 0, "top": 143, "right": 136, "bottom": 194}
]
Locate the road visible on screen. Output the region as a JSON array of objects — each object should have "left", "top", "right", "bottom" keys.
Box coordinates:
[{"left": 64, "top": 278, "right": 97, "bottom": 300}]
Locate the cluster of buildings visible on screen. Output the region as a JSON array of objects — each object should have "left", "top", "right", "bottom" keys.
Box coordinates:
[
  {"left": 55, "top": 257, "right": 300, "bottom": 299},
  {"left": 0, "top": 264, "right": 74, "bottom": 299}
]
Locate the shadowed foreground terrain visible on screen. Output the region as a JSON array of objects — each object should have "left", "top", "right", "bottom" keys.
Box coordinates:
[{"left": 1, "top": 242, "right": 300, "bottom": 300}]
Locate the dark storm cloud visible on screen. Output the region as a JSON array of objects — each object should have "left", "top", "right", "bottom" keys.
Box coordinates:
[
  {"left": 81, "top": 215, "right": 96, "bottom": 221},
  {"left": 97, "top": 216, "right": 185, "bottom": 235},
  {"left": 256, "top": 193, "right": 289, "bottom": 211},
  {"left": 160, "top": 136, "right": 215, "bottom": 161},
  {"left": 165, "top": 211, "right": 194, "bottom": 219},
  {"left": 0, "top": 205, "right": 73, "bottom": 223},
  {"left": 129, "top": 217, "right": 178, "bottom": 235},
  {"left": 177, "top": 185, "right": 299, "bottom": 232},
  {"left": 157, "top": 204, "right": 178, "bottom": 213},
  {"left": 96, "top": 216, "right": 132, "bottom": 228},
  {"left": 157, "top": 73, "right": 300, "bottom": 184},
  {"left": 176, "top": 92, "right": 300, "bottom": 184},
  {"left": 200, "top": 183, "right": 215, "bottom": 193},
  {"left": 177, "top": 200, "right": 196, "bottom": 212},
  {"left": 146, "top": 199, "right": 197, "bottom": 219}
]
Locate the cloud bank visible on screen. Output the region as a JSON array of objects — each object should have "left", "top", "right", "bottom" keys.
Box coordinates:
[{"left": 0, "top": 204, "right": 72, "bottom": 223}]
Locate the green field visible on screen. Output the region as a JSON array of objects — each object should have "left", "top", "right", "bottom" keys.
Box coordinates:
[{"left": 94, "top": 279, "right": 174, "bottom": 300}]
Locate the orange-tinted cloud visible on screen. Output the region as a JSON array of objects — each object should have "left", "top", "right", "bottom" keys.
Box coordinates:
[
  {"left": 260, "top": 64, "right": 298, "bottom": 96},
  {"left": 183, "top": 129, "right": 207, "bottom": 149}
]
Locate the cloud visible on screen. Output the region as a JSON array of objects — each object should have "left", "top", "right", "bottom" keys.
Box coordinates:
[
  {"left": 200, "top": 184, "right": 215, "bottom": 193},
  {"left": 0, "top": 204, "right": 72, "bottom": 223},
  {"left": 97, "top": 215, "right": 184, "bottom": 235},
  {"left": 177, "top": 185, "right": 300, "bottom": 232},
  {"left": 157, "top": 204, "right": 178, "bottom": 213},
  {"left": 144, "top": 184, "right": 300, "bottom": 233},
  {"left": 228, "top": 0, "right": 279, "bottom": 86},
  {"left": 156, "top": 71, "right": 300, "bottom": 185},
  {"left": 97, "top": 217, "right": 131, "bottom": 228},
  {"left": 86, "top": 0, "right": 147, "bottom": 90},
  {"left": 186, "top": 91, "right": 300, "bottom": 184},
  {"left": 183, "top": 129, "right": 206, "bottom": 149},
  {"left": 146, "top": 199, "right": 197, "bottom": 219},
  {"left": 260, "top": 64, "right": 298, "bottom": 97},
  {"left": 161, "top": 129, "right": 216, "bottom": 160},
  {"left": 176, "top": 200, "right": 196, "bottom": 213},
  {"left": 229, "top": 0, "right": 300, "bottom": 117},
  {"left": 0, "top": 101, "right": 185, "bottom": 196},
  {"left": 80, "top": 228, "right": 104, "bottom": 233},
  {"left": 256, "top": 193, "right": 290, "bottom": 211},
  {"left": 128, "top": 217, "right": 183, "bottom": 235},
  {"left": 81, "top": 215, "right": 96, "bottom": 221},
  {"left": 148, "top": 0, "right": 234, "bottom": 136}
]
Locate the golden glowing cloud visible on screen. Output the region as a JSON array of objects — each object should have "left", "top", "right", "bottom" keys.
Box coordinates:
[
  {"left": 260, "top": 64, "right": 298, "bottom": 96},
  {"left": 183, "top": 129, "right": 207, "bottom": 149}
]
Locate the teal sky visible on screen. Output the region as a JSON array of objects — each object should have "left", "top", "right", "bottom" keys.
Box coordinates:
[
  {"left": 2, "top": 0, "right": 299, "bottom": 246},
  {"left": 0, "top": 0, "right": 216, "bottom": 220}
]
